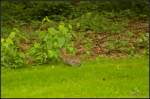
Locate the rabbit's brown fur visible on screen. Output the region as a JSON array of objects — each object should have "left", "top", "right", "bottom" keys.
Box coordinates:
[{"left": 60, "top": 48, "right": 81, "bottom": 66}]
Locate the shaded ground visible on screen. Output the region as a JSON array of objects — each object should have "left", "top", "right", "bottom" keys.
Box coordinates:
[{"left": 83, "top": 19, "right": 148, "bottom": 58}]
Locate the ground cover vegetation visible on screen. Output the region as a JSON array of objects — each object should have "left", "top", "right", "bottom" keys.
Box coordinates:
[{"left": 1, "top": 0, "right": 149, "bottom": 67}]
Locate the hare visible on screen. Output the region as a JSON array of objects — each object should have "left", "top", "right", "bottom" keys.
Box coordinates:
[
  {"left": 60, "top": 48, "right": 81, "bottom": 67},
  {"left": 61, "top": 56, "right": 81, "bottom": 67}
]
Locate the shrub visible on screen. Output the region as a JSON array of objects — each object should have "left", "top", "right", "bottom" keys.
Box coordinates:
[
  {"left": 1, "top": 18, "right": 76, "bottom": 67},
  {"left": 26, "top": 22, "right": 75, "bottom": 65},
  {"left": 134, "top": 33, "right": 149, "bottom": 55},
  {"left": 1, "top": 29, "right": 25, "bottom": 68},
  {"left": 72, "top": 12, "right": 127, "bottom": 33}
]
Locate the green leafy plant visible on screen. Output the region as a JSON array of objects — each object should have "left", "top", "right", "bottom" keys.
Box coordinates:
[
  {"left": 135, "top": 33, "right": 149, "bottom": 55},
  {"left": 72, "top": 12, "right": 127, "bottom": 33},
  {"left": 106, "top": 39, "right": 134, "bottom": 54},
  {"left": 27, "top": 22, "right": 75, "bottom": 64},
  {"left": 136, "top": 33, "right": 148, "bottom": 48},
  {"left": 1, "top": 29, "right": 25, "bottom": 68}
]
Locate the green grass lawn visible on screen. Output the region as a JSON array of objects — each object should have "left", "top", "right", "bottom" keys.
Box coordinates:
[{"left": 1, "top": 55, "right": 149, "bottom": 98}]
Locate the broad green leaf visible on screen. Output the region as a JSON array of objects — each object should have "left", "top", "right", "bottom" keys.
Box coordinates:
[
  {"left": 58, "top": 23, "right": 68, "bottom": 34},
  {"left": 34, "top": 43, "right": 40, "bottom": 48},
  {"left": 58, "top": 37, "right": 65, "bottom": 48},
  {"left": 68, "top": 24, "right": 72, "bottom": 30},
  {"left": 9, "top": 32, "right": 16, "bottom": 39},
  {"left": 48, "top": 50, "right": 54, "bottom": 58},
  {"left": 48, "top": 27, "right": 58, "bottom": 35},
  {"left": 6, "top": 38, "right": 13, "bottom": 45}
]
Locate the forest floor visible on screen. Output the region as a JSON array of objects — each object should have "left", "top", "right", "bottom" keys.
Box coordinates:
[
  {"left": 16, "top": 19, "right": 149, "bottom": 62},
  {"left": 81, "top": 19, "right": 149, "bottom": 58},
  {"left": 1, "top": 55, "right": 149, "bottom": 98}
]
